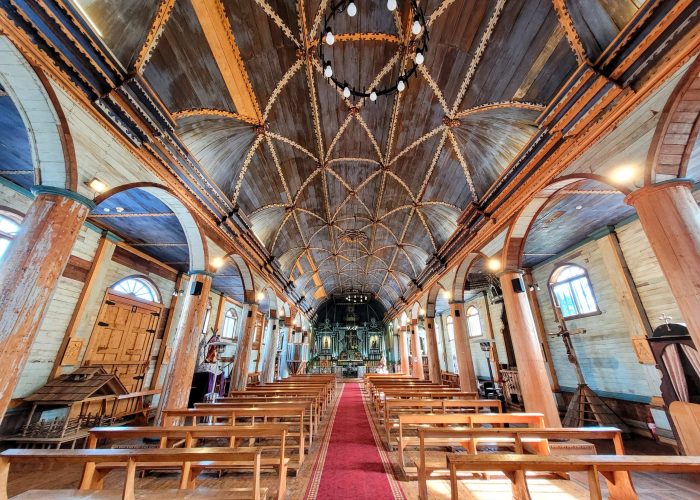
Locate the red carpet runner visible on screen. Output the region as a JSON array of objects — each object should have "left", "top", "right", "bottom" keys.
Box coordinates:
[{"left": 305, "top": 383, "right": 405, "bottom": 499}]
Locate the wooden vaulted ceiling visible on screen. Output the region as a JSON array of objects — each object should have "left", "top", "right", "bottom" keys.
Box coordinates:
[{"left": 70, "top": 0, "right": 643, "bottom": 312}]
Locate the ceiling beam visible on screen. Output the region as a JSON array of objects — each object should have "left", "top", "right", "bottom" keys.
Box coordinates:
[
  {"left": 191, "top": 0, "right": 262, "bottom": 123},
  {"left": 90, "top": 212, "right": 177, "bottom": 218}
]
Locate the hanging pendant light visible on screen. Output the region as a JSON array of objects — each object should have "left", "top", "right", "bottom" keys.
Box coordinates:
[
  {"left": 387, "top": 0, "right": 397, "bottom": 11},
  {"left": 347, "top": 1, "right": 357, "bottom": 16},
  {"left": 415, "top": 49, "right": 424, "bottom": 65},
  {"left": 397, "top": 77, "right": 406, "bottom": 92},
  {"left": 369, "top": 90, "right": 377, "bottom": 101},
  {"left": 324, "top": 61, "right": 333, "bottom": 78},
  {"left": 343, "top": 85, "right": 351, "bottom": 98},
  {"left": 411, "top": 16, "right": 422, "bottom": 35}
]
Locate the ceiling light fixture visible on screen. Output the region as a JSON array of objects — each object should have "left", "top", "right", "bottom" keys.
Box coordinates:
[
  {"left": 211, "top": 256, "right": 224, "bottom": 269},
  {"left": 319, "top": 0, "right": 428, "bottom": 101},
  {"left": 86, "top": 177, "right": 108, "bottom": 194},
  {"left": 486, "top": 257, "right": 501, "bottom": 272},
  {"left": 610, "top": 164, "right": 637, "bottom": 184},
  {"left": 256, "top": 291, "right": 265, "bottom": 302}
]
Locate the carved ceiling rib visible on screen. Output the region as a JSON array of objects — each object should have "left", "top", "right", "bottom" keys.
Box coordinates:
[
  {"left": 191, "top": 0, "right": 262, "bottom": 122},
  {"left": 133, "top": 0, "right": 176, "bottom": 74},
  {"left": 171, "top": 108, "right": 259, "bottom": 125},
  {"left": 551, "top": 0, "right": 589, "bottom": 64}
]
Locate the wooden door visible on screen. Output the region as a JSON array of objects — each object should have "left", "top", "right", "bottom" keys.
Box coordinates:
[{"left": 85, "top": 292, "right": 162, "bottom": 392}]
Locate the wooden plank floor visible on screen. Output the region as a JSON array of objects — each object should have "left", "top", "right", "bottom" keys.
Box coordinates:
[{"left": 4, "top": 384, "right": 700, "bottom": 499}]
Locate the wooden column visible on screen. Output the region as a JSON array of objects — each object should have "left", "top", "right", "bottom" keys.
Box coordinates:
[
  {"left": 398, "top": 325, "right": 410, "bottom": 375},
  {"left": 49, "top": 232, "right": 116, "bottom": 380},
  {"left": 410, "top": 319, "right": 424, "bottom": 380},
  {"left": 157, "top": 273, "right": 212, "bottom": 423},
  {"left": 424, "top": 316, "right": 441, "bottom": 383},
  {"left": 0, "top": 188, "right": 92, "bottom": 421},
  {"left": 626, "top": 181, "right": 700, "bottom": 347},
  {"left": 450, "top": 302, "right": 478, "bottom": 393},
  {"left": 261, "top": 310, "right": 279, "bottom": 383},
  {"left": 523, "top": 270, "right": 560, "bottom": 392},
  {"left": 499, "top": 272, "right": 561, "bottom": 427},
  {"left": 229, "top": 303, "right": 259, "bottom": 391}
]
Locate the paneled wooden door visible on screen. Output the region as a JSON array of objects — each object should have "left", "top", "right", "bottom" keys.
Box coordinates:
[{"left": 84, "top": 292, "right": 163, "bottom": 392}]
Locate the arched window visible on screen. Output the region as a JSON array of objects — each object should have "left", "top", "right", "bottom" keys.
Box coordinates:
[
  {"left": 111, "top": 277, "right": 160, "bottom": 303},
  {"left": 466, "top": 306, "right": 483, "bottom": 337},
  {"left": 0, "top": 212, "right": 21, "bottom": 261},
  {"left": 221, "top": 308, "right": 239, "bottom": 340},
  {"left": 549, "top": 264, "right": 599, "bottom": 319}
]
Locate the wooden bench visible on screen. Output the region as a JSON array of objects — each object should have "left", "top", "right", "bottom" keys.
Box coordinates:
[
  {"left": 444, "top": 453, "right": 700, "bottom": 500},
  {"left": 208, "top": 397, "right": 319, "bottom": 437},
  {"left": 86, "top": 425, "right": 288, "bottom": 499},
  {"left": 397, "top": 413, "right": 545, "bottom": 464},
  {"left": 416, "top": 427, "right": 626, "bottom": 500},
  {"left": 0, "top": 447, "right": 266, "bottom": 500},
  {"left": 374, "top": 391, "right": 478, "bottom": 416},
  {"left": 383, "top": 399, "right": 501, "bottom": 444},
  {"left": 162, "top": 407, "right": 307, "bottom": 470}
]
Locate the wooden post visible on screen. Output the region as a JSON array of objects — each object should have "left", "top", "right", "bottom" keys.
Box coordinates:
[
  {"left": 398, "top": 325, "right": 410, "bottom": 375},
  {"left": 261, "top": 310, "right": 279, "bottom": 383},
  {"left": 598, "top": 229, "right": 656, "bottom": 338},
  {"left": 229, "top": 303, "right": 259, "bottom": 391},
  {"left": 150, "top": 273, "right": 185, "bottom": 391},
  {"left": 410, "top": 319, "right": 424, "bottom": 380},
  {"left": 424, "top": 316, "right": 441, "bottom": 383},
  {"left": 449, "top": 301, "right": 478, "bottom": 393},
  {"left": 626, "top": 181, "right": 700, "bottom": 349},
  {"left": 0, "top": 188, "right": 92, "bottom": 421},
  {"left": 157, "top": 273, "right": 212, "bottom": 423},
  {"left": 482, "top": 292, "right": 502, "bottom": 382},
  {"left": 49, "top": 233, "right": 116, "bottom": 380},
  {"left": 499, "top": 271, "right": 561, "bottom": 427},
  {"left": 523, "top": 270, "right": 560, "bottom": 392}
]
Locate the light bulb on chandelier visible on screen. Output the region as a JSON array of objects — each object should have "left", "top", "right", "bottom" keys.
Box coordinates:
[
  {"left": 415, "top": 49, "right": 424, "bottom": 65},
  {"left": 397, "top": 78, "right": 406, "bottom": 92},
  {"left": 369, "top": 90, "right": 377, "bottom": 101},
  {"left": 343, "top": 85, "right": 351, "bottom": 98},
  {"left": 387, "top": 0, "right": 397, "bottom": 11},
  {"left": 324, "top": 61, "right": 333, "bottom": 78},
  {"left": 347, "top": 1, "right": 357, "bottom": 16},
  {"left": 412, "top": 16, "right": 422, "bottom": 35},
  {"left": 325, "top": 27, "right": 335, "bottom": 45}
]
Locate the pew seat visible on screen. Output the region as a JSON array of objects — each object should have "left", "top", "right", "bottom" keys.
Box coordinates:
[{"left": 0, "top": 448, "right": 267, "bottom": 500}]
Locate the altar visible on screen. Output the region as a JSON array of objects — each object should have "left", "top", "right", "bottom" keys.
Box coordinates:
[{"left": 312, "top": 316, "right": 385, "bottom": 377}]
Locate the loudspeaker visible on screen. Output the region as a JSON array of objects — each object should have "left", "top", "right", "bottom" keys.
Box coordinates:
[
  {"left": 190, "top": 280, "right": 204, "bottom": 296},
  {"left": 511, "top": 276, "right": 526, "bottom": 294}
]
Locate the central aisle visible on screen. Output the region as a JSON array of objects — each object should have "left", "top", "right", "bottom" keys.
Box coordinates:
[{"left": 305, "top": 383, "right": 405, "bottom": 499}]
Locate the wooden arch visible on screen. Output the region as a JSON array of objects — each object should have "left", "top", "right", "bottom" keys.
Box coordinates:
[
  {"left": 222, "top": 252, "right": 255, "bottom": 303},
  {"left": 451, "top": 253, "right": 482, "bottom": 301},
  {"left": 0, "top": 36, "right": 76, "bottom": 190},
  {"left": 94, "top": 182, "right": 208, "bottom": 272},
  {"left": 645, "top": 56, "right": 700, "bottom": 184},
  {"left": 425, "top": 282, "right": 448, "bottom": 318},
  {"left": 502, "top": 174, "right": 630, "bottom": 270}
]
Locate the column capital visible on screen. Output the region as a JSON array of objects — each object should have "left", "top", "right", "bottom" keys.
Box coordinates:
[
  {"left": 624, "top": 178, "right": 694, "bottom": 206},
  {"left": 31, "top": 185, "right": 96, "bottom": 209}
]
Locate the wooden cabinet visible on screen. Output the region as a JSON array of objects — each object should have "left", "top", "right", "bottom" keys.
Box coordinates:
[{"left": 84, "top": 292, "right": 162, "bottom": 392}]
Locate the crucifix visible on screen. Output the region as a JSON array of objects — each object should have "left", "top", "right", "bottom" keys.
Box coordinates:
[{"left": 549, "top": 305, "right": 629, "bottom": 432}]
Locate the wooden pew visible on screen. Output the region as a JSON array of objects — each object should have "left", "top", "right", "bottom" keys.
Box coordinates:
[
  {"left": 162, "top": 407, "right": 307, "bottom": 471},
  {"left": 229, "top": 388, "right": 327, "bottom": 414},
  {"left": 416, "top": 427, "right": 625, "bottom": 500},
  {"left": 383, "top": 399, "right": 501, "bottom": 444},
  {"left": 397, "top": 413, "right": 545, "bottom": 464},
  {"left": 197, "top": 400, "right": 317, "bottom": 443},
  {"left": 444, "top": 454, "right": 700, "bottom": 500},
  {"left": 85, "top": 425, "right": 288, "bottom": 499},
  {"left": 0, "top": 447, "right": 266, "bottom": 499},
  {"left": 374, "top": 390, "right": 478, "bottom": 415}
]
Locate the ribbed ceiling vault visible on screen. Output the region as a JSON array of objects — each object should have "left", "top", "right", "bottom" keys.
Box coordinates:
[{"left": 73, "top": 0, "right": 596, "bottom": 312}]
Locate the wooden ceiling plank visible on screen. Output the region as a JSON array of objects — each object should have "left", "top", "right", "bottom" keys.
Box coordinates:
[{"left": 191, "top": 0, "right": 262, "bottom": 123}]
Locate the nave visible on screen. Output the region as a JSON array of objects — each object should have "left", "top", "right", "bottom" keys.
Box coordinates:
[{"left": 2, "top": 0, "right": 700, "bottom": 498}]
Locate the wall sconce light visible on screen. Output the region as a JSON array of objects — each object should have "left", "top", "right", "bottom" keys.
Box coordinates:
[
  {"left": 211, "top": 256, "right": 224, "bottom": 269},
  {"left": 86, "top": 177, "right": 108, "bottom": 194},
  {"left": 256, "top": 291, "right": 265, "bottom": 302},
  {"left": 486, "top": 257, "right": 501, "bottom": 272}
]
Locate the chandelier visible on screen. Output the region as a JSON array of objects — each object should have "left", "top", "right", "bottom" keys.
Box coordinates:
[{"left": 319, "top": 0, "right": 429, "bottom": 101}]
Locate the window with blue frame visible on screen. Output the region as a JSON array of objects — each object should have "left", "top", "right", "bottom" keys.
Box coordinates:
[{"left": 549, "top": 265, "right": 599, "bottom": 319}]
